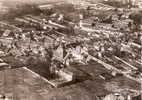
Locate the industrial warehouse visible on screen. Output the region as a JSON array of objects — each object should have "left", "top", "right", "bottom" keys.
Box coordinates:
[{"left": 0, "top": 0, "right": 141, "bottom": 100}]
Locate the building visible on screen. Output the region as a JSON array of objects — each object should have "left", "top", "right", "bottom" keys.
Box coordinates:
[
  {"left": 135, "top": 0, "right": 142, "bottom": 8},
  {"left": 38, "top": 4, "right": 53, "bottom": 10}
]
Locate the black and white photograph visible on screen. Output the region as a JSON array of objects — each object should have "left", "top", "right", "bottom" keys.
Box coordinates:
[{"left": 0, "top": 0, "right": 141, "bottom": 99}]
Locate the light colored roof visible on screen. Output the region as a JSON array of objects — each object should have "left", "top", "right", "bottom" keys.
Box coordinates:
[{"left": 0, "top": 63, "right": 9, "bottom": 67}]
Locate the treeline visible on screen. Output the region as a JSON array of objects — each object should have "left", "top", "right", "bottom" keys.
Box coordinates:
[{"left": 0, "top": 4, "right": 42, "bottom": 21}]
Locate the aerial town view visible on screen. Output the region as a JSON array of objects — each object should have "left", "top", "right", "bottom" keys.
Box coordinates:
[{"left": 0, "top": 0, "right": 141, "bottom": 100}]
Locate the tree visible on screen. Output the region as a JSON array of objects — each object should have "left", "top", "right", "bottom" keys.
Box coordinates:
[{"left": 129, "top": 12, "right": 142, "bottom": 31}]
